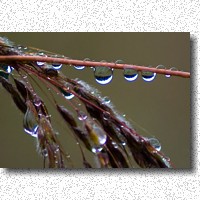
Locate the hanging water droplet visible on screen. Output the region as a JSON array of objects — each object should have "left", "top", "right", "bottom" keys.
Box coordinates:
[
  {"left": 165, "top": 67, "right": 178, "bottom": 78},
  {"left": 141, "top": 69, "right": 156, "bottom": 82},
  {"left": 64, "top": 92, "right": 74, "bottom": 100},
  {"left": 148, "top": 138, "right": 161, "bottom": 151},
  {"left": 23, "top": 104, "right": 39, "bottom": 137},
  {"left": 94, "top": 67, "right": 113, "bottom": 85},
  {"left": 74, "top": 65, "right": 85, "bottom": 70},
  {"left": 36, "top": 52, "right": 46, "bottom": 66},
  {"left": 102, "top": 111, "right": 110, "bottom": 120},
  {"left": 52, "top": 63, "right": 62, "bottom": 70},
  {"left": 123, "top": 68, "right": 138, "bottom": 81},
  {"left": 78, "top": 111, "right": 87, "bottom": 121},
  {"left": 59, "top": 88, "right": 74, "bottom": 100}
]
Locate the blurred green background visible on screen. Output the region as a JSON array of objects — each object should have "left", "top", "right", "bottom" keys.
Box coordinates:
[{"left": 0, "top": 33, "right": 190, "bottom": 168}]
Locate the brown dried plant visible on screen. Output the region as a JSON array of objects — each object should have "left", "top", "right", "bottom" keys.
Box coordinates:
[{"left": 0, "top": 37, "right": 190, "bottom": 168}]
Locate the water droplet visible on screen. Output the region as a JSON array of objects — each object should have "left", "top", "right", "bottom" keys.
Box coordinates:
[
  {"left": 156, "top": 65, "right": 166, "bottom": 70},
  {"left": 102, "top": 111, "right": 110, "bottom": 120},
  {"left": 111, "top": 141, "right": 119, "bottom": 148},
  {"left": 102, "top": 96, "right": 110, "bottom": 104},
  {"left": 141, "top": 69, "right": 156, "bottom": 82},
  {"left": 148, "top": 138, "right": 161, "bottom": 151},
  {"left": 52, "top": 63, "right": 62, "bottom": 70},
  {"left": 123, "top": 68, "right": 138, "bottom": 81},
  {"left": 94, "top": 67, "right": 113, "bottom": 85},
  {"left": 36, "top": 52, "right": 46, "bottom": 66},
  {"left": 78, "top": 111, "right": 87, "bottom": 121},
  {"left": 64, "top": 92, "right": 74, "bottom": 100},
  {"left": 165, "top": 67, "right": 178, "bottom": 78},
  {"left": 1, "top": 65, "right": 13, "bottom": 73},
  {"left": 42, "top": 149, "right": 48, "bottom": 157},
  {"left": 23, "top": 103, "right": 39, "bottom": 137},
  {"left": 121, "top": 141, "right": 126, "bottom": 146},
  {"left": 74, "top": 65, "right": 85, "bottom": 70},
  {"left": 91, "top": 146, "right": 103, "bottom": 153},
  {"left": 60, "top": 88, "right": 74, "bottom": 100},
  {"left": 115, "top": 60, "right": 124, "bottom": 64},
  {"left": 87, "top": 123, "right": 107, "bottom": 153}
]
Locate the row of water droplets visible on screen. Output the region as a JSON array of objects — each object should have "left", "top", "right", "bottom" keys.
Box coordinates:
[
  {"left": 35, "top": 53, "right": 179, "bottom": 85},
  {"left": 14, "top": 45, "right": 180, "bottom": 85}
]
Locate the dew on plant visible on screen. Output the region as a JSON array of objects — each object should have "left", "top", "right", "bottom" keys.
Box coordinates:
[
  {"left": 52, "top": 63, "right": 63, "bottom": 70},
  {"left": 148, "top": 137, "right": 161, "bottom": 151},
  {"left": 94, "top": 66, "right": 113, "bottom": 85},
  {"left": 123, "top": 68, "right": 138, "bottom": 82},
  {"left": 23, "top": 101, "right": 39, "bottom": 137},
  {"left": 141, "top": 70, "right": 156, "bottom": 82},
  {"left": 165, "top": 67, "right": 178, "bottom": 78},
  {"left": 77, "top": 110, "right": 88, "bottom": 121}
]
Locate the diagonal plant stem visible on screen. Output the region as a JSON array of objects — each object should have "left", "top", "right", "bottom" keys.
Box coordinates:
[{"left": 0, "top": 55, "right": 190, "bottom": 78}]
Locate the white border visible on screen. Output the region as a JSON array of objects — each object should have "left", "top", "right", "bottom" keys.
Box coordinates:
[{"left": 0, "top": 0, "right": 199, "bottom": 199}]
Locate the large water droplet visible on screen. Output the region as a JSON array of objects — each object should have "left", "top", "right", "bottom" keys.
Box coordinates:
[
  {"left": 123, "top": 68, "right": 138, "bottom": 81},
  {"left": 52, "top": 63, "right": 62, "bottom": 70},
  {"left": 165, "top": 67, "right": 178, "bottom": 78},
  {"left": 141, "top": 70, "right": 156, "bottom": 82},
  {"left": 94, "top": 67, "right": 113, "bottom": 85},
  {"left": 148, "top": 138, "right": 161, "bottom": 151},
  {"left": 87, "top": 123, "right": 107, "bottom": 153},
  {"left": 23, "top": 103, "right": 39, "bottom": 137}
]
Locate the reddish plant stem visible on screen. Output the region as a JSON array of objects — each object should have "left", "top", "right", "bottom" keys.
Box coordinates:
[{"left": 0, "top": 55, "right": 190, "bottom": 78}]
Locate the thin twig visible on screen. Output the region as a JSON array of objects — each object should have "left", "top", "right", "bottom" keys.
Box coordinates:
[{"left": 0, "top": 55, "right": 190, "bottom": 78}]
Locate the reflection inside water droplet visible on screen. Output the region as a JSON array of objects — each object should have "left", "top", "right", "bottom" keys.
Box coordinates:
[
  {"left": 141, "top": 70, "right": 156, "bottom": 82},
  {"left": 52, "top": 63, "right": 62, "bottom": 70},
  {"left": 148, "top": 138, "right": 161, "bottom": 151},
  {"left": 59, "top": 88, "right": 74, "bottom": 100},
  {"left": 94, "top": 67, "right": 113, "bottom": 85},
  {"left": 74, "top": 65, "right": 85, "bottom": 70},
  {"left": 123, "top": 68, "right": 138, "bottom": 81}
]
